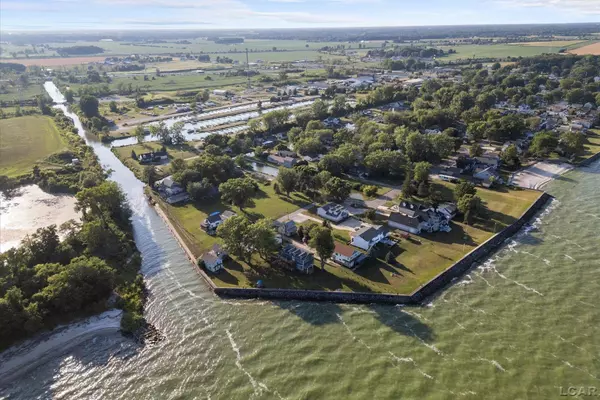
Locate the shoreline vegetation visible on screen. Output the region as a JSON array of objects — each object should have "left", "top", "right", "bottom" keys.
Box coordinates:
[{"left": 0, "top": 108, "right": 145, "bottom": 351}]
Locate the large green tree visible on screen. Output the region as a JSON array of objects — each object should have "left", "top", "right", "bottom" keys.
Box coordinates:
[
  {"left": 308, "top": 226, "right": 335, "bottom": 270},
  {"left": 219, "top": 178, "right": 256, "bottom": 210}
]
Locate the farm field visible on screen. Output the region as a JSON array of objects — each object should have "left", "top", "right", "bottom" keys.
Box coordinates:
[
  {"left": 569, "top": 41, "right": 600, "bottom": 55},
  {"left": 0, "top": 115, "right": 66, "bottom": 177},
  {"left": 438, "top": 43, "right": 567, "bottom": 61},
  {"left": 0, "top": 56, "right": 106, "bottom": 67},
  {"left": 514, "top": 40, "right": 584, "bottom": 47},
  {"left": 0, "top": 83, "right": 44, "bottom": 102}
]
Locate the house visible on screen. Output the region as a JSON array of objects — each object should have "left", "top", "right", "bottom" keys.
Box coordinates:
[
  {"left": 323, "top": 117, "right": 342, "bottom": 128},
  {"left": 475, "top": 153, "right": 501, "bottom": 169},
  {"left": 474, "top": 166, "right": 503, "bottom": 188},
  {"left": 139, "top": 151, "right": 168, "bottom": 164},
  {"left": 154, "top": 175, "right": 189, "bottom": 204},
  {"left": 201, "top": 244, "right": 228, "bottom": 273},
  {"left": 350, "top": 225, "right": 389, "bottom": 251},
  {"left": 388, "top": 212, "right": 425, "bottom": 234},
  {"left": 317, "top": 203, "right": 349, "bottom": 223},
  {"left": 274, "top": 220, "right": 297, "bottom": 237},
  {"left": 332, "top": 242, "right": 364, "bottom": 268},
  {"left": 389, "top": 201, "right": 451, "bottom": 234},
  {"left": 276, "top": 150, "right": 297, "bottom": 158},
  {"left": 280, "top": 244, "right": 314, "bottom": 274},
  {"left": 267, "top": 154, "right": 297, "bottom": 168},
  {"left": 437, "top": 203, "right": 458, "bottom": 220},
  {"left": 201, "top": 210, "right": 237, "bottom": 231},
  {"left": 438, "top": 167, "right": 462, "bottom": 182}
]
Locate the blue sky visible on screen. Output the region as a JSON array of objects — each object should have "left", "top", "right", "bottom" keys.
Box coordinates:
[{"left": 0, "top": 0, "right": 599, "bottom": 31}]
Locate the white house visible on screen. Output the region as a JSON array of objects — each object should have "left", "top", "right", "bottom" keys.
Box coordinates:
[
  {"left": 201, "top": 210, "right": 237, "bottom": 231},
  {"left": 267, "top": 154, "right": 297, "bottom": 168},
  {"left": 474, "top": 167, "right": 503, "bottom": 188},
  {"left": 201, "top": 244, "right": 228, "bottom": 273},
  {"left": 437, "top": 203, "right": 458, "bottom": 220},
  {"left": 388, "top": 201, "right": 452, "bottom": 234},
  {"left": 317, "top": 203, "right": 350, "bottom": 223},
  {"left": 350, "top": 225, "right": 389, "bottom": 251},
  {"left": 388, "top": 212, "right": 425, "bottom": 234},
  {"left": 475, "top": 153, "right": 501, "bottom": 169},
  {"left": 332, "top": 242, "right": 364, "bottom": 268}
]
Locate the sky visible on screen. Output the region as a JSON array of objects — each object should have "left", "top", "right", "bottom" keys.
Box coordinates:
[{"left": 0, "top": 0, "right": 599, "bottom": 31}]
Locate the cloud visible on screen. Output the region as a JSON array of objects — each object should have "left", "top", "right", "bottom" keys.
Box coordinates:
[
  {"left": 494, "top": 0, "right": 600, "bottom": 14},
  {"left": 118, "top": 19, "right": 213, "bottom": 25},
  {"left": 0, "top": 1, "right": 59, "bottom": 11}
]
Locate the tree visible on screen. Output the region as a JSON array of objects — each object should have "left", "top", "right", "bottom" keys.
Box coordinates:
[
  {"left": 560, "top": 131, "right": 585, "bottom": 157},
  {"left": 405, "top": 132, "right": 432, "bottom": 162},
  {"left": 79, "top": 95, "right": 99, "bottom": 118},
  {"left": 311, "top": 99, "right": 329, "bottom": 120},
  {"left": 430, "top": 133, "right": 456, "bottom": 160},
  {"left": 402, "top": 165, "right": 416, "bottom": 198},
  {"left": 454, "top": 180, "right": 476, "bottom": 202},
  {"left": 318, "top": 154, "right": 343, "bottom": 176},
  {"left": 109, "top": 101, "right": 118, "bottom": 113},
  {"left": 217, "top": 215, "right": 253, "bottom": 262},
  {"left": 170, "top": 158, "right": 186, "bottom": 174},
  {"left": 248, "top": 219, "right": 279, "bottom": 260},
  {"left": 187, "top": 179, "right": 214, "bottom": 201},
  {"left": 413, "top": 161, "right": 431, "bottom": 183},
  {"left": 143, "top": 166, "right": 158, "bottom": 187},
  {"left": 134, "top": 125, "right": 145, "bottom": 144},
  {"left": 501, "top": 144, "right": 520, "bottom": 169},
  {"left": 469, "top": 143, "right": 483, "bottom": 157},
  {"left": 64, "top": 89, "right": 75, "bottom": 103},
  {"left": 75, "top": 181, "right": 131, "bottom": 226},
  {"left": 324, "top": 177, "right": 351, "bottom": 203},
  {"left": 219, "top": 178, "right": 256, "bottom": 210},
  {"left": 417, "top": 181, "right": 430, "bottom": 198},
  {"left": 457, "top": 194, "right": 482, "bottom": 224},
  {"left": 276, "top": 167, "right": 299, "bottom": 197},
  {"left": 363, "top": 185, "right": 378, "bottom": 197},
  {"left": 308, "top": 226, "right": 335, "bottom": 270},
  {"left": 530, "top": 131, "right": 558, "bottom": 158}
]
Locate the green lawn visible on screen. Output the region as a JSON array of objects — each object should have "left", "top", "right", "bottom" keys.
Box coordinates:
[
  {"left": 576, "top": 130, "right": 600, "bottom": 163},
  {"left": 112, "top": 142, "right": 199, "bottom": 179},
  {"left": 159, "top": 182, "right": 310, "bottom": 257},
  {"left": 209, "top": 183, "right": 542, "bottom": 294},
  {"left": 0, "top": 115, "right": 66, "bottom": 177}
]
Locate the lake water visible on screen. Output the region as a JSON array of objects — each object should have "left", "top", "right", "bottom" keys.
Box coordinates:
[
  {"left": 1, "top": 83, "right": 598, "bottom": 399},
  {"left": 0, "top": 185, "right": 80, "bottom": 253}
]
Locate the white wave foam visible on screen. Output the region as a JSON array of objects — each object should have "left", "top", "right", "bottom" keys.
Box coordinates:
[
  {"left": 225, "top": 329, "right": 285, "bottom": 399},
  {"left": 389, "top": 352, "right": 434, "bottom": 380},
  {"left": 336, "top": 314, "right": 372, "bottom": 350},
  {"left": 477, "top": 357, "right": 506, "bottom": 372}
]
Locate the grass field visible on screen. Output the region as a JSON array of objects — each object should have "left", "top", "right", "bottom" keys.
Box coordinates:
[
  {"left": 113, "top": 142, "right": 199, "bottom": 178},
  {"left": 0, "top": 116, "right": 66, "bottom": 177},
  {"left": 161, "top": 182, "right": 310, "bottom": 256},
  {"left": 514, "top": 40, "right": 584, "bottom": 47},
  {"left": 577, "top": 130, "right": 600, "bottom": 163},
  {"left": 438, "top": 44, "right": 566, "bottom": 61},
  {"left": 0, "top": 83, "right": 44, "bottom": 102}
]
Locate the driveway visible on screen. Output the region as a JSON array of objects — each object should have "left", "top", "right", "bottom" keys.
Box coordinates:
[{"left": 365, "top": 188, "right": 401, "bottom": 210}]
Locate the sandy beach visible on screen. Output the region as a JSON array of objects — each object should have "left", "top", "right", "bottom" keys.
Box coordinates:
[
  {"left": 509, "top": 161, "right": 574, "bottom": 190},
  {"left": 0, "top": 310, "right": 123, "bottom": 384}
]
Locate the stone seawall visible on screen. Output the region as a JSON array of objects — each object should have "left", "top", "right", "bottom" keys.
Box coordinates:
[
  {"left": 409, "top": 192, "right": 551, "bottom": 303},
  {"left": 579, "top": 151, "right": 600, "bottom": 167},
  {"left": 214, "top": 287, "right": 412, "bottom": 304}
]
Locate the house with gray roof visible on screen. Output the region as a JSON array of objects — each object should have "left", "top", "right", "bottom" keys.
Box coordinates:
[{"left": 350, "top": 225, "right": 389, "bottom": 251}]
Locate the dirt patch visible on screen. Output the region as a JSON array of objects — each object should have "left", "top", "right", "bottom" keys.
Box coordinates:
[
  {"left": 569, "top": 42, "right": 600, "bottom": 55},
  {"left": 0, "top": 56, "right": 105, "bottom": 66}
]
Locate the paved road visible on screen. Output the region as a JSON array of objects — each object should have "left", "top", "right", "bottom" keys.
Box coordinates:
[{"left": 365, "top": 188, "right": 401, "bottom": 210}]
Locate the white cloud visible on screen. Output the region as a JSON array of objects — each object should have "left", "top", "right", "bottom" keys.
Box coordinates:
[{"left": 495, "top": 0, "right": 600, "bottom": 14}]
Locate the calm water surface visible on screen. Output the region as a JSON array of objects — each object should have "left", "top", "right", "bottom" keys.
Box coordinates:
[{"left": 1, "top": 84, "right": 598, "bottom": 399}]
